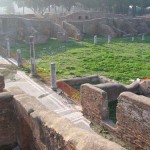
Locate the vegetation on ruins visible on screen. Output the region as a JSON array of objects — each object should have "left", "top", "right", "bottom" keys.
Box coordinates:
[{"left": 12, "top": 36, "right": 150, "bottom": 85}]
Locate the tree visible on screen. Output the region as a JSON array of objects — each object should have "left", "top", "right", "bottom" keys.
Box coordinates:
[
  {"left": 14, "top": 0, "right": 52, "bottom": 15},
  {"left": 14, "top": 0, "right": 150, "bottom": 15}
]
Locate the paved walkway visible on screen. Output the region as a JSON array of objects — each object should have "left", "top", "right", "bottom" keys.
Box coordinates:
[{"left": 0, "top": 56, "right": 93, "bottom": 133}]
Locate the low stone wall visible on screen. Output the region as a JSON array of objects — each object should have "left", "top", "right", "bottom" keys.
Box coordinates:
[
  {"left": 117, "top": 92, "right": 150, "bottom": 150},
  {"left": 95, "top": 82, "right": 140, "bottom": 101},
  {"left": 0, "top": 87, "right": 125, "bottom": 150},
  {"left": 57, "top": 75, "right": 114, "bottom": 90}
]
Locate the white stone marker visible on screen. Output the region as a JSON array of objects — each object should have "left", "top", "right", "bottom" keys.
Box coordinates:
[
  {"left": 50, "top": 63, "right": 57, "bottom": 90},
  {"left": 94, "top": 35, "right": 97, "bottom": 44},
  {"left": 6, "top": 38, "right": 10, "bottom": 58},
  {"left": 132, "top": 36, "right": 134, "bottom": 41},
  {"left": 108, "top": 35, "right": 111, "bottom": 44},
  {"left": 29, "top": 36, "right": 36, "bottom": 76},
  {"left": 142, "top": 34, "right": 145, "bottom": 41},
  {"left": 17, "top": 49, "right": 22, "bottom": 67}
]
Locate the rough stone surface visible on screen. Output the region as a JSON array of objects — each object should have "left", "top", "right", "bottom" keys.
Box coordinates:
[
  {"left": 117, "top": 92, "right": 150, "bottom": 150},
  {"left": 139, "top": 80, "right": 150, "bottom": 96},
  {"left": 0, "top": 87, "right": 125, "bottom": 150},
  {"left": 0, "top": 92, "right": 16, "bottom": 146},
  {"left": 0, "top": 75, "right": 4, "bottom": 92},
  {"left": 0, "top": 16, "right": 65, "bottom": 45},
  {"left": 95, "top": 83, "right": 127, "bottom": 101},
  {"left": 69, "top": 17, "right": 150, "bottom": 37},
  {"left": 0, "top": 63, "right": 17, "bottom": 80},
  {"left": 63, "top": 21, "right": 82, "bottom": 40},
  {"left": 98, "top": 23, "right": 116, "bottom": 37},
  {"left": 95, "top": 82, "right": 140, "bottom": 102},
  {"left": 57, "top": 32, "right": 67, "bottom": 42}
]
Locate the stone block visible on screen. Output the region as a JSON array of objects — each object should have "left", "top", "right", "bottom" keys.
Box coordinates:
[
  {"left": 139, "top": 80, "right": 150, "bottom": 95},
  {"left": 0, "top": 75, "right": 4, "bottom": 92}
]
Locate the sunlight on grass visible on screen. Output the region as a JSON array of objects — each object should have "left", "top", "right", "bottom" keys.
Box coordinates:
[{"left": 12, "top": 36, "right": 150, "bottom": 84}]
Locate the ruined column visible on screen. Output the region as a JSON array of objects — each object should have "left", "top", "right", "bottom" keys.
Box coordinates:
[
  {"left": 29, "top": 36, "right": 36, "bottom": 77},
  {"left": 94, "top": 35, "right": 97, "bottom": 45},
  {"left": 108, "top": 35, "right": 111, "bottom": 44},
  {"left": 0, "top": 75, "right": 5, "bottom": 92},
  {"left": 142, "top": 34, "right": 145, "bottom": 41},
  {"left": 17, "top": 49, "right": 22, "bottom": 67},
  {"left": 132, "top": 36, "right": 134, "bottom": 42},
  {"left": 6, "top": 38, "right": 10, "bottom": 58},
  {"left": 50, "top": 63, "right": 57, "bottom": 90}
]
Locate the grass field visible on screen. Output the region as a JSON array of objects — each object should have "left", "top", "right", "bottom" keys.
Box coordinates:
[{"left": 12, "top": 35, "right": 150, "bottom": 84}]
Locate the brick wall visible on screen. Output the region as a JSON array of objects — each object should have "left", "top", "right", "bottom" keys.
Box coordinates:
[
  {"left": 117, "top": 92, "right": 150, "bottom": 150},
  {"left": 81, "top": 84, "right": 109, "bottom": 124},
  {"left": 81, "top": 83, "right": 150, "bottom": 149}
]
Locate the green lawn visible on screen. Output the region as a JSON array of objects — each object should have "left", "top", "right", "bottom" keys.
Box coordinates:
[{"left": 12, "top": 36, "right": 150, "bottom": 84}]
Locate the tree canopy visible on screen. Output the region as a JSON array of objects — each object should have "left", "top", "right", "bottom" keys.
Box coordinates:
[{"left": 14, "top": 0, "right": 150, "bottom": 15}]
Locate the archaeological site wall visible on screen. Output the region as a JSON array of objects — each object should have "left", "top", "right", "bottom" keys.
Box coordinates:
[
  {"left": 61, "top": 11, "right": 130, "bottom": 22},
  {"left": 117, "top": 92, "right": 150, "bottom": 150},
  {"left": 62, "top": 21, "right": 82, "bottom": 40},
  {"left": 69, "top": 17, "right": 150, "bottom": 37},
  {"left": 1, "top": 13, "right": 150, "bottom": 46},
  {"left": 0, "top": 86, "right": 125, "bottom": 150},
  {"left": 0, "top": 16, "right": 65, "bottom": 46},
  {"left": 80, "top": 81, "right": 150, "bottom": 150}
]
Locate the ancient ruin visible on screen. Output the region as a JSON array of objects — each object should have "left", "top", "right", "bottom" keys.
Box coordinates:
[
  {"left": 0, "top": 77, "right": 125, "bottom": 150},
  {"left": 0, "top": 9, "right": 150, "bottom": 150},
  {"left": 80, "top": 80, "right": 150, "bottom": 150},
  {"left": 0, "top": 11, "right": 150, "bottom": 47}
]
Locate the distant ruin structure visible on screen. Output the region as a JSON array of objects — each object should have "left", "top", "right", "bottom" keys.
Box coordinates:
[{"left": 0, "top": 12, "right": 150, "bottom": 47}]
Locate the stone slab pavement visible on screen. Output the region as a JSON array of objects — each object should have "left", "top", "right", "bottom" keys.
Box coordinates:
[{"left": 0, "top": 56, "right": 94, "bottom": 133}]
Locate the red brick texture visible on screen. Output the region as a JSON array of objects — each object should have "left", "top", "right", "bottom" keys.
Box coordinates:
[
  {"left": 81, "top": 83, "right": 109, "bottom": 124},
  {"left": 117, "top": 92, "right": 150, "bottom": 150}
]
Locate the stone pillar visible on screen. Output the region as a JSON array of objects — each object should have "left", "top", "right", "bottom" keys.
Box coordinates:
[
  {"left": 94, "top": 35, "right": 97, "bottom": 45},
  {"left": 132, "top": 36, "right": 134, "bottom": 41},
  {"left": 29, "top": 36, "right": 36, "bottom": 77},
  {"left": 0, "top": 75, "right": 5, "bottom": 92},
  {"left": 142, "top": 34, "right": 145, "bottom": 41},
  {"left": 50, "top": 63, "right": 57, "bottom": 90},
  {"left": 108, "top": 35, "right": 111, "bottom": 44},
  {"left": 6, "top": 38, "right": 10, "bottom": 58},
  {"left": 17, "top": 49, "right": 22, "bottom": 67}
]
